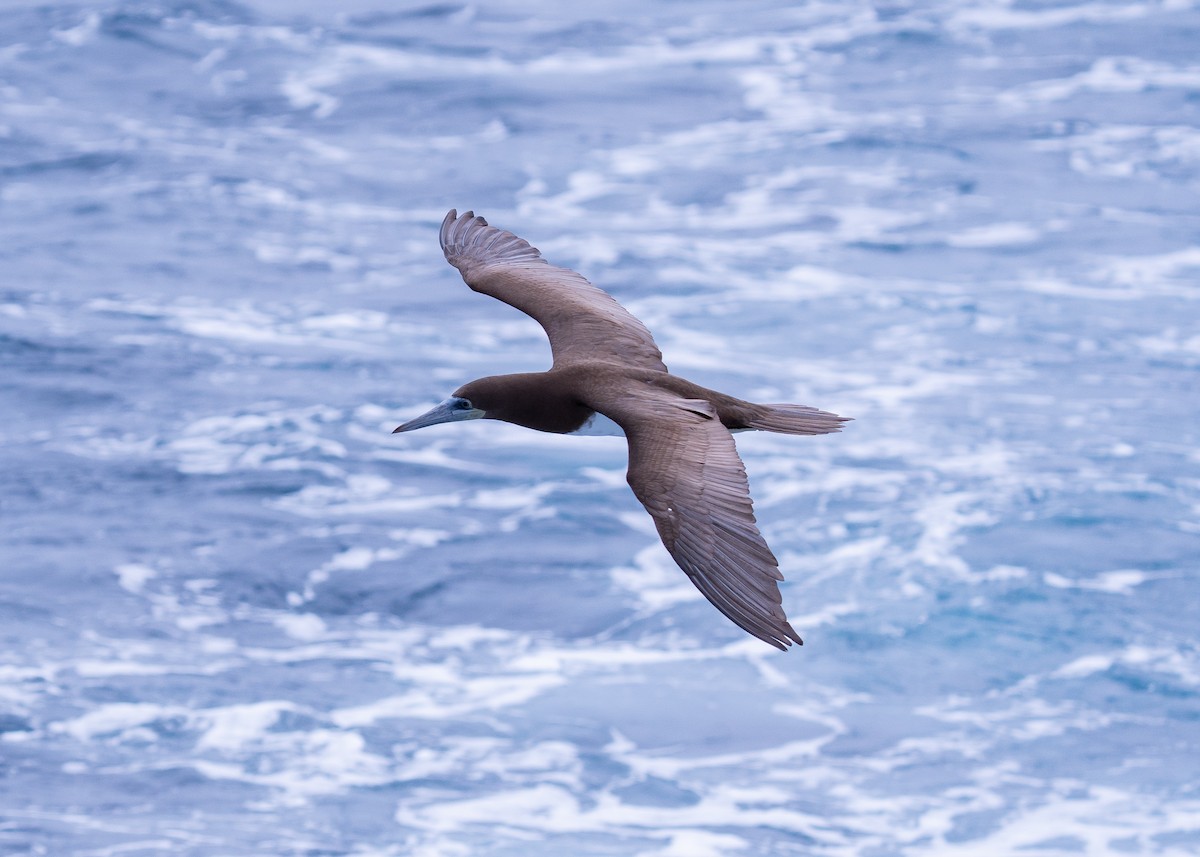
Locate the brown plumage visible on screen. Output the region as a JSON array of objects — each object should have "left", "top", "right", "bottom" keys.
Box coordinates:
[{"left": 394, "top": 209, "right": 850, "bottom": 650}]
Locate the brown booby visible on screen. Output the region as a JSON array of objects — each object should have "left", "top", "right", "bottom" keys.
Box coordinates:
[{"left": 394, "top": 210, "right": 849, "bottom": 650}]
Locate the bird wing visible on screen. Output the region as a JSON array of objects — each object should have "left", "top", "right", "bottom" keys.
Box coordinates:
[
  {"left": 439, "top": 209, "right": 668, "bottom": 372},
  {"left": 601, "top": 391, "right": 803, "bottom": 650}
]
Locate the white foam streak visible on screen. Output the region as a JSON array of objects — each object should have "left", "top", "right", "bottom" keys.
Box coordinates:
[
  {"left": 947, "top": 222, "right": 1041, "bottom": 248},
  {"left": 1002, "top": 56, "right": 1200, "bottom": 105},
  {"left": 303, "top": 546, "right": 404, "bottom": 600},
  {"left": 53, "top": 702, "right": 183, "bottom": 742},
  {"left": 1099, "top": 246, "right": 1200, "bottom": 287},
  {"left": 1054, "top": 646, "right": 1200, "bottom": 686},
  {"left": 1043, "top": 569, "right": 1153, "bottom": 594},
  {"left": 912, "top": 492, "right": 996, "bottom": 578},
  {"left": 610, "top": 544, "right": 703, "bottom": 611},
  {"left": 86, "top": 297, "right": 393, "bottom": 352},
  {"left": 193, "top": 729, "right": 392, "bottom": 800},
  {"left": 950, "top": 1, "right": 1150, "bottom": 32},
  {"left": 165, "top": 407, "right": 347, "bottom": 477},
  {"left": 1034, "top": 124, "right": 1200, "bottom": 178},
  {"left": 273, "top": 476, "right": 463, "bottom": 518},
  {"left": 395, "top": 779, "right": 842, "bottom": 845},
  {"left": 636, "top": 830, "right": 749, "bottom": 857},
  {"left": 915, "top": 784, "right": 1200, "bottom": 857},
  {"left": 196, "top": 701, "right": 295, "bottom": 751},
  {"left": 114, "top": 563, "right": 157, "bottom": 594},
  {"left": 332, "top": 671, "right": 565, "bottom": 724}
]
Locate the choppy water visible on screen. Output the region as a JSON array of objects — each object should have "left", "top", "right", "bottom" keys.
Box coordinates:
[{"left": 2, "top": 1, "right": 1199, "bottom": 854}]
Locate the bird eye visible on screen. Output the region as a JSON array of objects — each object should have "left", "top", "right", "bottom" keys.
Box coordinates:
[{"left": 457, "top": 399, "right": 473, "bottom": 410}]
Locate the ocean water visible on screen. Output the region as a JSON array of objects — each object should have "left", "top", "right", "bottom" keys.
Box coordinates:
[{"left": 2, "top": 1, "right": 1199, "bottom": 854}]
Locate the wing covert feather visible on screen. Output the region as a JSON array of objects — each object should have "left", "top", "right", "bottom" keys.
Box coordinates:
[
  {"left": 602, "top": 394, "right": 803, "bottom": 650},
  {"left": 439, "top": 209, "right": 667, "bottom": 371}
]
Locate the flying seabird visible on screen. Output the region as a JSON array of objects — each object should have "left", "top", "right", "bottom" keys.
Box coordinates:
[{"left": 394, "top": 209, "right": 849, "bottom": 650}]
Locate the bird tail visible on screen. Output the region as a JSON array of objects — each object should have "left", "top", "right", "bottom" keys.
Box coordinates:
[{"left": 744, "top": 404, "right": 851, "bottom": 435}]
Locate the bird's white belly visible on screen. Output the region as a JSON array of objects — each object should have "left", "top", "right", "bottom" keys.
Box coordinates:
[{"left": 569, "top": 412, "right": 625, "bottom": 437}]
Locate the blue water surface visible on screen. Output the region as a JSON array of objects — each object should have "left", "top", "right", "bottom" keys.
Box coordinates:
[{"left": 2, "top": 1, "right": 1199, "bottom": 854}]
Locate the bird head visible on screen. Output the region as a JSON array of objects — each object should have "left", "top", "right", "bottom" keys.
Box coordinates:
[
  {"left": 392, "top": 376, "right": 512, "bottom": 433},
  {"left": 392, "top": 393, "right": 486, "bottom": 433}
]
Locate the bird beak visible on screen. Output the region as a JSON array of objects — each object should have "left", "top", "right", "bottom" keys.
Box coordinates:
[{"left": 392, "top": 397, "right": 484, "bottom": 433}]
